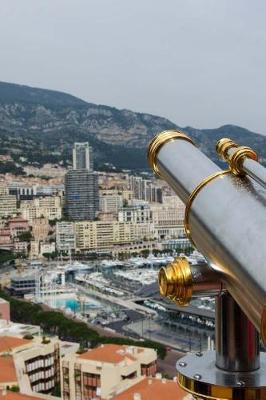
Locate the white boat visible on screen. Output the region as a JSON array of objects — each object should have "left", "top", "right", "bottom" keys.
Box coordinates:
[{"left": 64, "top": 261, "right": 92, "bottom": 272}]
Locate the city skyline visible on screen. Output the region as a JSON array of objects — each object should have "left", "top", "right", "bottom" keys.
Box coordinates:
[{"left": 1, "top": 1, "right": 266, "bottom": 135}]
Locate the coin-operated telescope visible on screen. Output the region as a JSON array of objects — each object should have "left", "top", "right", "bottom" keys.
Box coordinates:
[{"left": 147, "top": 130, "right": 266, "bottom": 400}]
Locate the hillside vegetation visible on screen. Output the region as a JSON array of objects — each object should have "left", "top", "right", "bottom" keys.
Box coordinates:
[{"left": 0, "top": 81, "right": 265, "bottom": 171}]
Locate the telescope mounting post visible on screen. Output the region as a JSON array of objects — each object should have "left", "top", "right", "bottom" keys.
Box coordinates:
[
  {"left": 215, "top": 292, "right": 260, "bottom": 373},
  {"left": 175, "top": 289, "right": 266, "bottom": 400}
]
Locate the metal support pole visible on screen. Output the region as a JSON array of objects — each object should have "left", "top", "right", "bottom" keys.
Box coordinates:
[
  {"left": 176, "top": 291, "right": 266, "bottom": 399},
  {"left": 215, "top": 292, "right": 260, "bottom": 372}
]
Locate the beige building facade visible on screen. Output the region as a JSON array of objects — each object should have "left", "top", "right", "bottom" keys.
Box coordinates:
[
  {"left": 0, "top": 335, "right": 78, "bottom": 397},
  {"left": 20, "top": 197, "right": 62, "bottom": 224},
  {"left": 62, "top": 344, "right": 157, "bottom": 400},
  {"left": 151, "top": 197, "right": 185, "bottom": 240},
  {"left": 99, "top": 193, "right": 123, "bottom": 214},
  {"left": 75, "top": 221, "right": 154, "bottom": 252},
  {"left": 0, "top": 194, "right": 17, "bottom": 218},
  {"left": 56, "top": 221, "right": 76, "bottom": 252},
  {"left": 32, "top": 218, "right": 50, "bottom": 242}
]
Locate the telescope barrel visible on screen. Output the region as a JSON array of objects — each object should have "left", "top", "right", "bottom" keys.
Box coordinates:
[
  {"left": 148, "top": 131, "right": 220, "bottom": 204},
  {"left": 242, "top": 157, "right": 266, "bottom": 190},
  {"left": 148, "top": 130, "right": 266, "bottom": 345}
]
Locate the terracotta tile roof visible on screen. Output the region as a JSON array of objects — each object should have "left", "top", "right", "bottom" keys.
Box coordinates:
[
  {"left": 78, "top": 344, "right": 141, "bottom": 364},
  {"left": 0, "top": 391, "right": 40, "bottom": 400},
  {"left": 0, "top": 355, "right": 17, "bottom": 383},
  {"left": 0, "top": 336, "right": 31, "bottom": 353},
  {"left": 112, "top": 377, "right": 190, "bottom": 400}
]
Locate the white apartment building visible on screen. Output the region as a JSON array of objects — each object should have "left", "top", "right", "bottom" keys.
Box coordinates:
[
  {"left": 0, "top": 194, "right": 17, "bottom": 218},
  {"left": 39, "top": 242, "right": 55, "bottom": 256},
  {"left": 151, "top": 196, "right": 185, "bottom": 240},
  {"left": 0, "top": 335, "right": 78, "bottom": 396},
  {"left": 118, "top": 204, "right": 152, "bottom": 224},
  {"left": 75, "top": 221, "right": 154, "bottom": 252},
  {"left": 20, "top": 196, "right": 62, "bottom": 223},
  {"left": 56, "top": 221, "right": 75, "bottom": 252},
  {"left": 99, "top": 193, "right": 123, "bottom": 213},
  {"left": 20, "top": 203, "right": 36, "bottom": 223},
  {"left": 129, "top": 176, "right": 162, "bottom": 203},
  {"left": 162, "top": 194, "right": 185, "bottom": 211}
]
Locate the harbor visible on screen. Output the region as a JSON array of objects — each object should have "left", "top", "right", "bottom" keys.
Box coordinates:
[{"left": 1, "top": 251, "right": 215, "bottom": 352}]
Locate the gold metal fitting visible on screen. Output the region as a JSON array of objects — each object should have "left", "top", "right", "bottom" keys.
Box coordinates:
[
  {"left": 229, "top": 146, "right": 258, "bottom": 176},
  {"left": 184, "top": 170, "right": 231, "bottom": 245},
  {"left": 216, "top": 138, "right": 238, "bottom": 161},
  {"left": 216, "top": 137, "right": 258, "bottom": 176},
  {"left": 147, "top": 129, "right": 194, "bottom": 177},
  {"left": 158, "top": 257, "right": 192, "bottom": 306},
  {"left": 178, "top": 374, "right": 266, "bottom": 400}
]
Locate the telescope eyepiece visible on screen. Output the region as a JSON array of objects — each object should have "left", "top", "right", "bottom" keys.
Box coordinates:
[
  {"left": 158, "top": 257, "right": 222, "bottom": 306},
  {"left": 158, "top": 257, "right": 192, "bottom": 306}
]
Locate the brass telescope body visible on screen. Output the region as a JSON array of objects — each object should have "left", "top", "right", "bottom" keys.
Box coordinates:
[{"left": 147, "top": 130, "right": 266, "bottom": 400}]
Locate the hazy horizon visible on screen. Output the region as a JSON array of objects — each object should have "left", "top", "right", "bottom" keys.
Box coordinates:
[{"left": 1, "top": 1, "right": 266, "bottom": 135}]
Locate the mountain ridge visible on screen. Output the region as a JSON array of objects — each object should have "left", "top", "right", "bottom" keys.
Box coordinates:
[{"left": 0, "top": 81, "right": 265, "bottom": 171}]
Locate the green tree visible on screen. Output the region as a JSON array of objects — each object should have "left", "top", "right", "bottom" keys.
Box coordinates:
[
  {"left": 140, "top": 249, "right": 150, "bottom": 258},
  {"left": 42, "top": 252, "right": 57, "bottom": 260},
  {"left": 8, "top": 385, "right": 20, "bottom": 392},
  {"left": 17, "top": 231, "right": 32, "bottom": 242},
  {"left": 0, "top": 290, "right": 166, "bottom": 360},
  {"left": 0, "top": 250, "right": 16, "bottom": 264}
]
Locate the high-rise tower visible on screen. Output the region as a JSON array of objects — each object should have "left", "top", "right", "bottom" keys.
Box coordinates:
[
  {"left": 65, "top": 170, "right": 99, "bottom": 221},
  {"left": 73, "top": 142, "right": 93, "bottom": 170},
  {"left": 65, "top": 142, "right": 99, "bottom": 221}
]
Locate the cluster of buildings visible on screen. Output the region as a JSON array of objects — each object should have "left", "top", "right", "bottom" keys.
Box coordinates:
[
  {"left": 0, "top": 299, "right": 189, "bottom": 400},
  {"left": 0, "top": 141, "right": 189, "bottom": 259},
  {"left": 0, "top": 143, "right": 197, "bottom": 399},
  {"left": 56, "top": 195, "right": 187, "bottom": 256},
  {"left": 57, "top": 190, "right": 188, "bottom": 256}
]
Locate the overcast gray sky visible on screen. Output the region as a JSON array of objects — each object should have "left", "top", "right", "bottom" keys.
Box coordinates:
[{"left": 1, "top": 0, "right": 266, "bottom": 134}]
